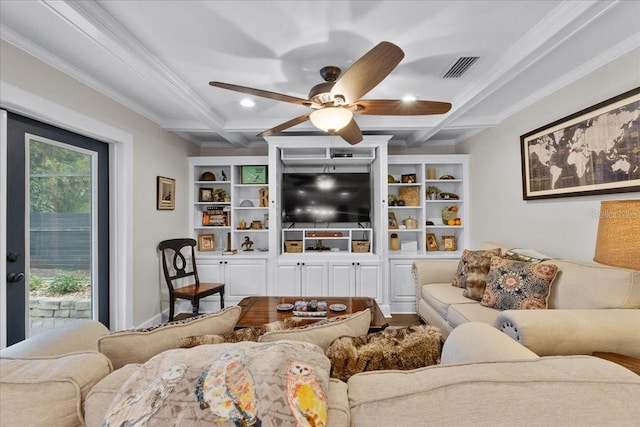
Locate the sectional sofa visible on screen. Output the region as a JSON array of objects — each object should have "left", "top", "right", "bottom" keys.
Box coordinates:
[
  {"left": 2, "top": 306, "right": 639, "bottom": 426},
  {"left": 414, "top": 241, "right": 640, "bottom": 359}
]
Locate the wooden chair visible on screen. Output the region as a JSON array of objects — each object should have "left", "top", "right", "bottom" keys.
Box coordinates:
[{"left": 158, "top": 238, "right": 225, "bottom": 322}]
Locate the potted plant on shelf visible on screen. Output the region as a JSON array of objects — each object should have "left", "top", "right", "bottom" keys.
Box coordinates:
[
  {"left": 212, "top": 188, "right": 227, "bottom": 202},
  {"left": 426, "top": 186, "right": 440, "bottom": 200}
]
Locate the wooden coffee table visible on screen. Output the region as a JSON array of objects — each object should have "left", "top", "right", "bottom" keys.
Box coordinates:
[{"left": 235, "top": 296, "right": 388, "bottom": 333}]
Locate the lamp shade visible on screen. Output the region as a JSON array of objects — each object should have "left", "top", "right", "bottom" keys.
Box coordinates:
[
  {"left": 309, "top": 107, "right": 353, "bottom": 132},
  {"left": 593, "top": 199, "right": 640, "bottom": 270}
]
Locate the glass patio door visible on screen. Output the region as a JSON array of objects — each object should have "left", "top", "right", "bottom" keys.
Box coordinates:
[{"left": 3, "top": 111, "right": 109, "bottom": 346}]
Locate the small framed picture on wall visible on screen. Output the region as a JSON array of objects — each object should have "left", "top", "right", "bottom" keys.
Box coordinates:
[{"left": 157, "top": 176, "right": 175, "bottom": 210}]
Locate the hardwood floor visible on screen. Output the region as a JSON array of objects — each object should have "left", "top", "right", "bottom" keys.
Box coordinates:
[{"left": 387, "top": 313, "right": 423, "bottom": 327}]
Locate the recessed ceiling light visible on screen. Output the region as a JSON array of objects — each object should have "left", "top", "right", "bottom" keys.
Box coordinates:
[
  {"left": 240, "top": 98, "right": 255, "bottom": 107},
  {"left": 403, "top": 95, "right": 417, "bottom": 102}
]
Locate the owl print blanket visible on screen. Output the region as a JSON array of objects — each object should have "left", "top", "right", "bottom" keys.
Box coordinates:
[{"left": 101, "top": 340, "right": 331, "bottom": 427}]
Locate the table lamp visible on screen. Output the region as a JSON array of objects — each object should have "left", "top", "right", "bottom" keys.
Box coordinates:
[{"left": 593, "top": 199, "right": 640, "bottom": 270}]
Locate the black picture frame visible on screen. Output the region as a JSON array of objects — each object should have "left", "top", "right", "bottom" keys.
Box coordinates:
[{"left": 520, "top": 87, "right": 640, "bottom": 200}]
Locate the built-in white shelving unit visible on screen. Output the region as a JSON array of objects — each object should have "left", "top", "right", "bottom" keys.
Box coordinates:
[{"left": 187, "top": 140, "right": 469, "bottom": 315}]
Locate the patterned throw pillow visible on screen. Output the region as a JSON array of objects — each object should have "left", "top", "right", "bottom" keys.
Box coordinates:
[
  {"left": 451, "top": 248, "right": 502, "bottom": 294},
  {"left": 480, "top": 257, "right": 559, "bottom": 310}
]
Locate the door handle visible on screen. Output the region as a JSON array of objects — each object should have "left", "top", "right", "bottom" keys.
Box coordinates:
[{"left": 7, "top": 272, "right": 25, "bottom": 283}]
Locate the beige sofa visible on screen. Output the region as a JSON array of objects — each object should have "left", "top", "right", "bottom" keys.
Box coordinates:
[
  {"left": 414, "top": 241, "right": 640, "bottom": 357},
  {"left": 2, "top": 311, "right": 640, "bottom": 426}
]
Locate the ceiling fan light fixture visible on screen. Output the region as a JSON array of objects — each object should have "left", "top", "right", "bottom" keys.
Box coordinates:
[
  {"left": 309, "top": 107, "right": 353, "bottom": 133},
  {"left": 240, "top": 98, "right": 255, "bottom": 107}
]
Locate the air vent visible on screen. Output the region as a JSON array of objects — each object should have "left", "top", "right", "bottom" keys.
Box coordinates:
[{"left": 442, "top": 56, "right": 479, "bottom": 78}]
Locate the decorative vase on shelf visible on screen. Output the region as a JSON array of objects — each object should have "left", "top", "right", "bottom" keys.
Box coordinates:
[
  {"left": 390, "top": 233, "right": 400, "bottom": 251},
  {"left": 403, "top": 216, "right": 418, "bottom": 229}
]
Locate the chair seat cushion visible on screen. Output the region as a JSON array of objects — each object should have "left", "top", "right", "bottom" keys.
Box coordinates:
[{"left": 173, "top": 282, "right": 224, "bottom": 297}]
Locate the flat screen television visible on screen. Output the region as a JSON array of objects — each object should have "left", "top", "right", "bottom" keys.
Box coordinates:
[{"left": 282, "top": 173, "right": 371, "bottom": 224}]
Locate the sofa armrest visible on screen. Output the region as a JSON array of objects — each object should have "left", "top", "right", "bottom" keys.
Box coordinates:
[
  {"left": 494, "top": 309, "right": 640, "bottom": 358},
  {"left": 0, "top": 320, "right": 109, "bottom": 358},
  {"left": 441, "top": 322, "right": 538, "bottom": 365},
  {"left": 412, "top": 259, "right": 459, "bottom": 299}
]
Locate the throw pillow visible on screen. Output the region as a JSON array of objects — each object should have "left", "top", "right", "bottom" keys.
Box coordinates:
[
  {"left": 98, "top": 306, "right": 241, "bottom": 369},
  {"left": 259, "top": 309, "right": 372, "bottom": 350},
  {"left": 451, "top": 248, "right": 501, "bottom": 293},
  {"left": 101, "top": 341, "right": 330, "bottom": 426},
  {"left": 480, "top": 256, "right": 559, "bottom": 310},
  {"left": 177, "top": 317, "right": 303, "bottom": 348},
  {"left": 325, "top": 324, "right": 441, "bottom": 382}
]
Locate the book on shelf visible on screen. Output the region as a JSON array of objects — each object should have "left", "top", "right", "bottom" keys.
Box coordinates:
[{"left": 202, "top": 207, "right": 229, "bottom": 226}]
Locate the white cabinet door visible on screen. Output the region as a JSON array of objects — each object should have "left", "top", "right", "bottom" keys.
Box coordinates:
[
  {"left": 197, "top": 259, "right": 266, "bottom": 305},
  {"left": 276, "top": 262, "right": 302, "bottom": 296},
  {"left": 328, "top": 262, "right": 355, "bottom": 296},
  {"left": 196, "top": 259, "right": 225, "bottom": 283},
  {"left": 301, "top": 262, "right": 328, "bottom": 296},
  {"left": 389, "top": 260, "right": 416, "bottom": 312},
  {"left": 355, "top": 262, "right": 380, "bottom": 299},
  {"left": 225, "top": 260, "right": 267, "bottom": 298}
]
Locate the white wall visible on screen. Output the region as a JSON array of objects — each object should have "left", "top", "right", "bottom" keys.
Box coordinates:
[
  {"left": 0, "top": 40, "right": 199, "bottom": 326},
  {"left": 457, "top": 47, "right": 640, "bottom": 261}
]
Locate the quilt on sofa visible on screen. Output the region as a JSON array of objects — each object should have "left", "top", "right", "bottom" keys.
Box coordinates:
[{"left": 101, "top": 341, "right": 331, "bottom": 427}]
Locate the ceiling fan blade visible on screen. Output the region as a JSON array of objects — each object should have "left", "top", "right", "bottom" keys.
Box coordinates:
[
  {"left": 330, "top": 41, "right": 404, "bottom": 104},
  {"left": 257, "top": 113, "right": 311, "bottom": 137},
  {"left": 354, "top": 99, "right": 452, "bottom": 115},
  {"left": 209, "top": 81, "right": 310, "bottom": 106},
  {"left": 336, "top": 118, "right": 363, "bottom": 145}
]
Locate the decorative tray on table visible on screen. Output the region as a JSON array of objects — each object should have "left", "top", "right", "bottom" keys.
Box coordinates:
[{"left": 292, "top": 300, "right": 328, "bottom": 317}]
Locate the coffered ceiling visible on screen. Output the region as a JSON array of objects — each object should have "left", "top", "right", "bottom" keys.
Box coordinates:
[{"left": 1, "top": 1, "right": 638, "bottom": 148}]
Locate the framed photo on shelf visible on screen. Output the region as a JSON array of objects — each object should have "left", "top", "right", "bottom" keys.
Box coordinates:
[
  {"left": 442, "top": 235, "right": 457, "bottom": 251},
  {"left": 198, "top": 234, "right": 216, "bottom": 251},
  {"left": 199, "top": 188, "right": 214, "bottom": 202},
  {"left": 388, "top": 212, "right": 398, "bottom": 229},
  {"left": 426, "top": 233, "right": 439, "bottom": 251},
  {"left": 157, "top": 176, "right": 175, "bottom": 210},
  {"left": 520, "top": 87, "right": 640, "bottom": 200},
  {"left": 241, "top": 165, "right": 268, "bottom": 184}
]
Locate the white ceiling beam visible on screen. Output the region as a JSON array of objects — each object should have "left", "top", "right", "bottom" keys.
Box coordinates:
[
  {"left": 407, "top": 0, "right": 616, "bottom": 147},
  {"left": 42, "top": 0, "right": 248, "bottom": 148}
]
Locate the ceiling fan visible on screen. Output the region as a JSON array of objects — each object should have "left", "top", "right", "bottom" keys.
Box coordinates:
[{"left": 209, "top": 41, "right": 452, "bottom": 145}]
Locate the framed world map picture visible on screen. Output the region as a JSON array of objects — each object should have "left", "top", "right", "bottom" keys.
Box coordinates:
[{"left": 520, "top": 87, "right": 640, "bottom": 200}]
